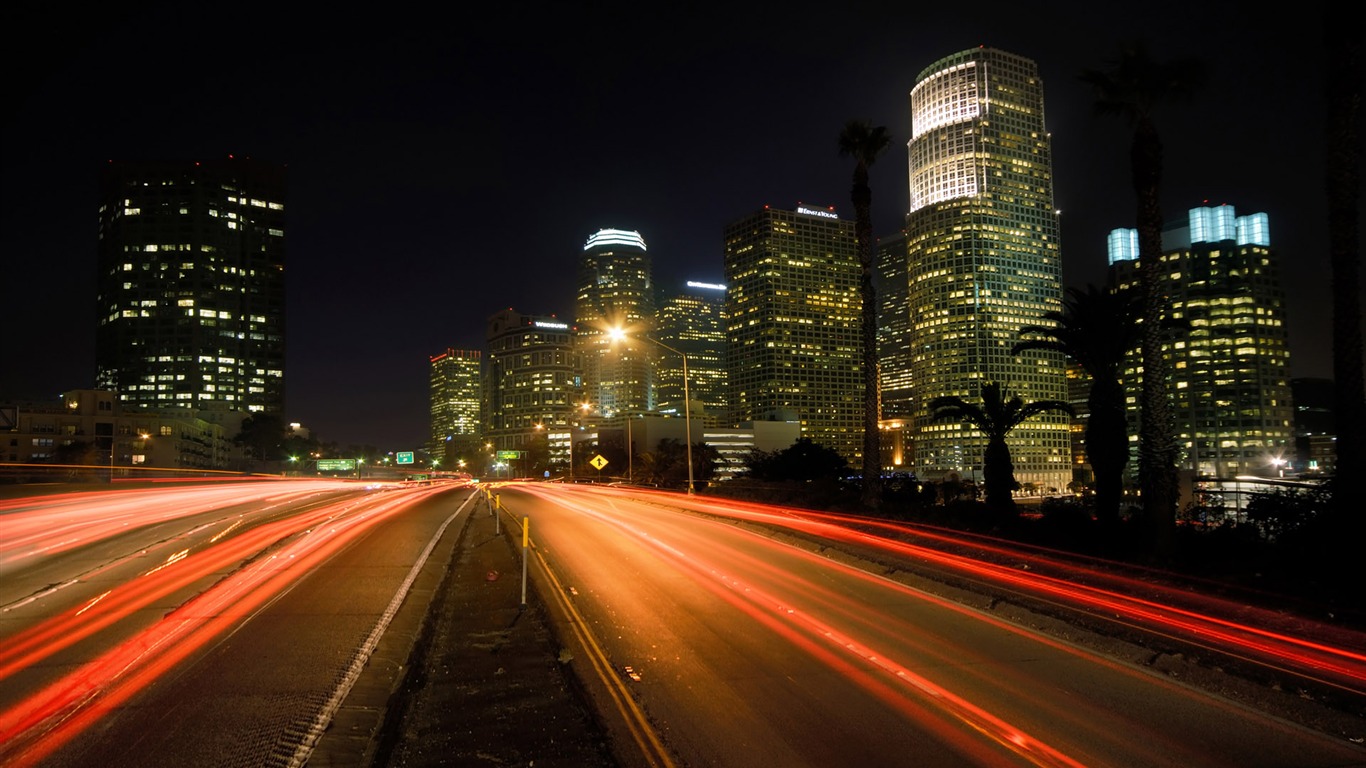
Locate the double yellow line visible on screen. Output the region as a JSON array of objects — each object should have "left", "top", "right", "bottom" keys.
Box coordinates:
[{"left": 527, "top": 539, "right": 677, "bottom": 768}]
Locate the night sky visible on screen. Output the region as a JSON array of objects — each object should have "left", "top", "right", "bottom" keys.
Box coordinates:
[{"left": 3, "top": 2, "right": 1358, "bottom": 451}]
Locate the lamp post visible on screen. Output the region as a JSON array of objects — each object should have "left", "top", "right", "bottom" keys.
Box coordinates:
[
  {"left": 570, "top": 402, "right": 591, "bottom": 481},
  {"left": 610, "top": 329, "right": 694, "bottom": 495}
]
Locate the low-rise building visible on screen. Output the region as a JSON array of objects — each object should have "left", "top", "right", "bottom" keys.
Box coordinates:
[{"left": 1, "top": 389, "right": 241, "bottom": 476}]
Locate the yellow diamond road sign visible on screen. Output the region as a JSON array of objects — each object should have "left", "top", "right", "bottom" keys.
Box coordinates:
[{"left": 589, "top": 454, "right": 609, "bottom": 470}]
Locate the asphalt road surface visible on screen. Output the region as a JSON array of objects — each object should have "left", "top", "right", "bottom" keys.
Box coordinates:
[
  {"left": 502, "top": 483, "right": 1366, "bottom": 768},
  {"left": 3, "top": 480, "right": 1364, "bottom": 767}
]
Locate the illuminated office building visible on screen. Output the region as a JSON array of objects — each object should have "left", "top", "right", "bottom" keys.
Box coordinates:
[
  {"left": 905, "top": 48, "right": 1070, "bottom": 491},
  {"left": 654, "top": 280, "right": 728, "bottom": 427},
  {"left": 428, "top": 348, "right": 482, "bottom": 463},
  {"left": 575, "top": 229, "right": 655, "bottom": 418},
  {"left": 95, "top": 157, "right": 286, "bottom": 415},
  {"left": 874, "top": 230, "right": 913, "bottom": 420},
  {"left": 724, "top": 204, "right": 862, "bottom": 462},
  {"left": 1108, "top": 204, "right": 1293, "bottom": 478},
  {"left": 483, "top": 308, "right": 578, "bottom": 465}
]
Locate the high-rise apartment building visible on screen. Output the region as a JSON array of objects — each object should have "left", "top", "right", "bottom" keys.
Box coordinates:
[
  {"left": 575, "top": 229, "right": 655, "bottom": 419},
  {"left": 483, "top": 308, "right": 579, "bottom": 467},
  {"left": 724, "top": 204, "right": 862, "bottom": 462},
  {"left": 95, "top": 158, "right": 286, "bottom": 415},
  {"left": 654, "top": 280, "right": 728, "bottom": 427},
  {"left": 905, "top": 48, "right": 1071, "bottom": 491},
  {"left": 428, "top": 348, "right": 482, "bottom": 463},
  {"left": 1109, "top": 204, "right": 1293, "bottom": 478}
]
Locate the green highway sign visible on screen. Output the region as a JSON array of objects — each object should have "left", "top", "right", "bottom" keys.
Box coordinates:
[
  {"left": 317, "top": 458, "right": 356, "bottom": 471},
  {"left": 496, "top": 450, "right": 522, "bottom": 460},
  {"left": 396, "top": 451, "right": 415, "bottom": 465}
]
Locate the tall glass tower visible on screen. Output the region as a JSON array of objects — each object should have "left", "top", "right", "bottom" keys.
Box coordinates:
[
  {"left": 874, "top": 230, "right": 913, "bottom": 420},
  {"left": 483, "top": 308, "right": 578, "bottom": 467},
  {"left": 724, "top": 204, "right": 861, "bottom": 462},
  {"left": 905, "top": 48, "right": 1071, "bottom": 491},
  {"left": 574, "top": 229, "right": 655, "bottom": 419},
  {"left": 95, "top": 157, "right": 286, "bottom": 415},
  {"left": 428, "top": 348, "right": 482, "bottom": 462},
  {"left": 655, "top": 280, "right": 728, "bottom": 427},
  {"left": 1109, "top": 205, "right": 1293, "bottom": 478}
]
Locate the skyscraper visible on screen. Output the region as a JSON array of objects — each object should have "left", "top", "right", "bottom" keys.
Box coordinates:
[
  {"left": 874, "top": 230, "right": 913, "bottom": 420},
  {"left": 483, "top": 308, "right": 578, "bottom": 468},
  {"left": 575, "top": 229, "right": 655, "bottom": 419},
  {"left": 724, "top": 204, "right": 862, "bottom": 462},
  {"left": 654, "top": 280, "right": 728, "bottom": 427},
  {"left": 1109, "top": 204, "right": 1293, "bottom": 478},
  {"left": 905, "top": 48, "right": 1071, "bottom": 491},
  {"left": 95, "top": 157, "right": 287, "bottom": 416},
  {"left": 428, "top": 348, "right": 482, "bottom": 464}
]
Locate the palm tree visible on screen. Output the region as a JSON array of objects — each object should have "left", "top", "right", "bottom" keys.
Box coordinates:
[
  {"left": 838, "top": 119, "right": 892, "bottom": 511},
  {"left": 930, "top": 382, "right": 1074, "bottom": 514},
  {"left": 1324, "top": 12, "right": 1365, "bottom": 540},
  {"left": 1014, "top": 284, "right": 1142, "bottom": 527},
  {"left": 1081, "top": 42, "right": 1205, "bottom": 559}
]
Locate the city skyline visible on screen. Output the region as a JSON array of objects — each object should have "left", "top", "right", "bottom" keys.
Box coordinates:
[{"left": 3, "top": 2, "right": 1355, "bottom": 450}]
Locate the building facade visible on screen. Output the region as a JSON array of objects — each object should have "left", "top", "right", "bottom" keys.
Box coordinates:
[
  {"left": 95, "top": 157, "right": 287, "bottom": 416},
  {"left": 428, "top": 348, "right": 482, "bottom": 464},
  {"left": 483, "top": 308, "right": 579, "bottom": 470},
  {"left": 723, "top": 204, "right": 863, "bottom": 462},
  {"left": 574, "top": 229, "right": 656, "bottom": 419},
  {"left": 874, "top": 230, "right": 913, "bottom": 421},
  {"left": 1109, "top": 204, "right": 1293, "bottom": 479},
  {"left": 1, "top": 389, "right": 236, "bottom": 473},
  {"left": 654, "top": 280, "right": 728, "bottom": 428},
  {"left": 904, "top": 48, "right": 1071, "bottom": 491}
]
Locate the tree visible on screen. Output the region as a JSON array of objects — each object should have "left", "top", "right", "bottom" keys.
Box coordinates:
[
  {"left": 234, "top": 413, "right": 289, "bottom": 463},
  {"left": 930, "top": 382, "right": 1073, "bottom": 515},
  {"left": 839, "top": 119, "right": 892, "bottom": 511},
  {"left": 1014, "top": 283, "right": 1142, "bottom": 526},
  {"left": 1081, "top": 42, "right": 1206, "bottom": 558},
  {"left": 650, "top": 438, "right": 720, "bottom": 488},
  {"left": 1324, "top": 11, "right": 1365, "bottom": 542},
  {"left": 745, "top": 438, "right": 850, "bottom": 482}
]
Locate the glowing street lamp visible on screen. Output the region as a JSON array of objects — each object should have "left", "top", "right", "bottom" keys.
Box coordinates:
[
  {"left": 569, "top": 402, "right": 592, "bottom": 480},
  {"left": 609, "top": 328, "right": 694, "bottom": 495}
]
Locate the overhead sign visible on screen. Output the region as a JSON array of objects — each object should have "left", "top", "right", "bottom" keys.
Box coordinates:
[
  {"left": 317, "top": 458, "right": 356, "bottom": 471},
  {"left": 497, "top": 450, "right": 522, "bottom": 460},
  {"left": 589, "top": 454, "right": 609, "bottom": 470},
  {"left": 396, "top": 451, "right": 415, "bottom": 465}
]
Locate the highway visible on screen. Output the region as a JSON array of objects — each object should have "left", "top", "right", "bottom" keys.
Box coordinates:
[
  {"left": 502, "top": 482, "right": 1366, "bottom": 768},
  {"left": 0, "top": 479, "right": 476, "bottom": 767},
  {"left": 1, "top": 479, "right": 1364, "bottom": 767}
]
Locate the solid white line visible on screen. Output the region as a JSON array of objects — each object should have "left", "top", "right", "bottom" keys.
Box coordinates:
[{"left": 285, "top": 489, "right": 476, "bottom": 768}]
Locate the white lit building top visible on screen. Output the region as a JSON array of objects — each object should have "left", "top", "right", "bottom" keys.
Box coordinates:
[{"left": 584, "top": 229, "right": 647, "bottom": 251}]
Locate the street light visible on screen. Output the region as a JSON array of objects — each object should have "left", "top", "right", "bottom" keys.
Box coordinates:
[
  {"left": 609, "top": 328, "right": 694, "bottom": 495},
  {"left": 569, "top": 402, "right": 592, "bottom": 481}
]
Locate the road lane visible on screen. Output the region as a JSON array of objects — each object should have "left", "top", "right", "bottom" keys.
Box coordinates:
[
  {"left": 0, "top": 481, "right": 476, "bottom": 767},
  {"left": 508, "top": 483, "right": 1366, "bottom": 768}
]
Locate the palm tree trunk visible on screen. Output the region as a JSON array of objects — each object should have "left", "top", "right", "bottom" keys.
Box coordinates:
[
  {"left": 1132, "top": 120, "right": 1179, "bottom": 560},
  {"left": 1326, "top": 20, "right": 1364, "bottom": 543},
  {"left": 1086, "top": 377, "right": 1130, "bottom": 528}
]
